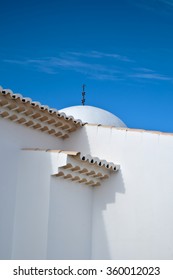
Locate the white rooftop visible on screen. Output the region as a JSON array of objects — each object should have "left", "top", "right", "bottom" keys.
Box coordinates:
[{"left": 60, "top": 105, "right": 127, "bottom": 127}]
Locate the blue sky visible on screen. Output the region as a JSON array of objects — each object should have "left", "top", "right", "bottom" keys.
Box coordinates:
[{"left": 0, "top": 0, "right": 173, "bottom": 132}]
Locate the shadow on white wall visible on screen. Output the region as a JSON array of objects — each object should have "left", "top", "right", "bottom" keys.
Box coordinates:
[{"left": 92, "top": 170, "right": 125, "bottom": 259}]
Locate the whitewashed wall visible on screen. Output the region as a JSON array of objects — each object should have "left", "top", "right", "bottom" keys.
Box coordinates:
[
  {"left": 0, "top": 118, "right": 64, "bottom": 259},
  {"left": 64, "top": 125, "right": 173, "bottom": 260},
  {"left": 47, "top": 175, "right": 92, "bottom": 260},
  {"left": 1, "top": 117, "right": 173, "bottom": 260},
  {"left": 11, "top": 151, "right": 92, "bottom": 260}
]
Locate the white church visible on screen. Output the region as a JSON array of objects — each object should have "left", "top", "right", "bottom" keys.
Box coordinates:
[{"left": 0, "top": 85, "right": 173, "bottom": 260}]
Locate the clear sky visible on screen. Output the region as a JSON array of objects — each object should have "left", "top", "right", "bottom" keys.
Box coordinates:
[{"left": 0, "top": 0, "right": 173, "bottom": 132}]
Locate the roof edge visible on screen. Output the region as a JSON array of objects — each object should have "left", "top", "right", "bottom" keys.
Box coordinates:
[
  {"left": 84, "top": 123, "right": 173, "bottom": 136},
  {"left": 0, "top": 86, "right": 83, "bottom": 138}
]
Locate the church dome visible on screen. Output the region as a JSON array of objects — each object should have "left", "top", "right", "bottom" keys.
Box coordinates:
[{"left": 59, "top": 106, "right": 127, "bottom": 127}]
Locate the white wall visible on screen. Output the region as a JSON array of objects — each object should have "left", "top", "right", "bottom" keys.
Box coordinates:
[
  {"left": 1, "top": 117, "right": 173, "bottom": 260},
  {"left": 64, "top": 125, "right": 173, "bottom": 259},
  {"left": 47, "top": 176, "right": 92, "bottom": 260},
  {"left": 12, "top": 151, "right": 52, "bottom": 259},
  {"left": 0, "top": 118, "right": 64, "bottom": 259},
  {"left": 12, "top": 150, "right": 92, "bottom": 260}
]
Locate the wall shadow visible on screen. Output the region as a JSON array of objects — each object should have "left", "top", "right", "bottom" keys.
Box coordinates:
[
  {"left": 97, "top": 170, "right": 125, "bottom": 210},
  {"left": 47, "top": 176, "right": 93, "bottom": 260},
  {"left": 63, "top": 125, "right": 95, "bottom": 155},
  {"left": 63, "top": 125, "right": 126, "bottom": 260},
  {"left": 91, "top": 170, "right": 125, "bottom": 259}
]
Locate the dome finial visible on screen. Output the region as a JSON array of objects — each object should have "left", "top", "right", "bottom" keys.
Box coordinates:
[{"left": 82, "top": 84, "right": 86, "bottom": 106}]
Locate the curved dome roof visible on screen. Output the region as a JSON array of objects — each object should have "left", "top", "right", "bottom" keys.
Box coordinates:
[{"left": 59, "top": 106, "right": 127, "bottom": 127}]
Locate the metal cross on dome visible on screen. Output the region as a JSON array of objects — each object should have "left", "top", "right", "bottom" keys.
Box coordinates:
[{"left": 82, "top": 84, "right": 86, "bottom": 106}]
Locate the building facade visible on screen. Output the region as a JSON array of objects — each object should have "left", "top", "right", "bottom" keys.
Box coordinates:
[{"left": 0, "top": 86, "right": 173, "bottom": 260}]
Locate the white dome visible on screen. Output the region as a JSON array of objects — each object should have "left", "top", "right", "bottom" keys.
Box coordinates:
[{"left": 59, "top": 106, "right": 127, "bottom": 127}]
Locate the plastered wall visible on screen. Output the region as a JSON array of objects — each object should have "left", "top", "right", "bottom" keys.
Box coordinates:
[
  {"left": 65, "top": 125, "right": 173, "bottom": 259},
  {"left": 0, "top": 119, "right": 63, "bottom": 259},
  {"left": 1, "top": 118, "right": 173, "bottom": 259}
]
